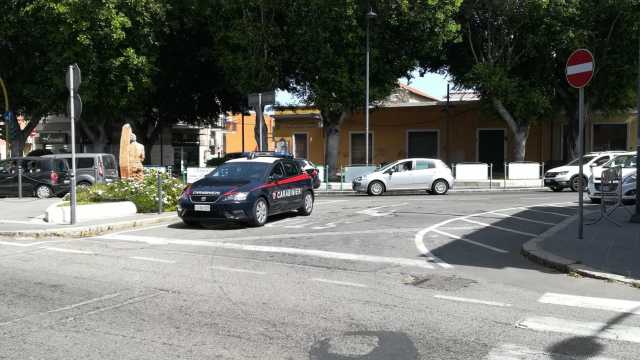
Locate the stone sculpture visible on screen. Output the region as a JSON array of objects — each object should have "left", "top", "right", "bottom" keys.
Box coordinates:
[{"left": 119, "top": 124, "right": 145, "bottom": 181}]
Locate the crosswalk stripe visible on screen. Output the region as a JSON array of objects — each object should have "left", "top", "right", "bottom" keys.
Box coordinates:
[
  {"left": 539, "top": 293, "right": 640, "bottom": 315},
  {"left": 485, "top": 343, "right": 617, "bottom": 360},
  {"left": 517, "top": 316, "right": 640, "bottom": 343}
]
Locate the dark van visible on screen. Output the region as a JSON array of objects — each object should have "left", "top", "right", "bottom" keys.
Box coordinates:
[
  {"left": 45, "top": 153, "right": 119, "bottom": 187},
  {"left": 0, "top": 157, "right": 70, "bottom": 198}
]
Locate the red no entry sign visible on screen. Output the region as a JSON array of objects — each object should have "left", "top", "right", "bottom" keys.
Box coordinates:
[{"left": 566, "top": 49, "right": 594, "bottom": 88}]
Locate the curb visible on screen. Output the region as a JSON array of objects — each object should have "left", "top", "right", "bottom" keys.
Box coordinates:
[
  {"left": 0, "top": 214, "right": 178, "bottom": 240},
  {"left": 521, "top": 212, "right": 640, "bottom": 288},
  {"left": 315, "top": 187, "right": 548, "bottom": 196}
]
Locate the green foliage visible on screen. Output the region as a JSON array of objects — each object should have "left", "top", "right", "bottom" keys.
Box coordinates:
[{"left": 64, "top": 171, "right": 185, "bottom": 213}]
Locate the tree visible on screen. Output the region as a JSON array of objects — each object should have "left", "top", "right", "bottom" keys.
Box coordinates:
[
  {"left": 432, "top": 0, "right": 554, "bottom": 162},
  {"left": 544, "top": 0, "right": 639, "bottom": 158},
  {"left": 279, "top": 0, "right": 461, "bottom": 176},
  {"left": 0, "top": 0, "right": 165, "bottom": 156}
]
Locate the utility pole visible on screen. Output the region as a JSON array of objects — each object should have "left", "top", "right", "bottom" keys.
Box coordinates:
[{"left": 365, "top": 8, "right": 377, "bottom": 165}]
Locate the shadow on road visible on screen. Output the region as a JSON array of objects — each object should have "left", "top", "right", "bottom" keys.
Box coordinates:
[{"left": 545, "top": 306, "right": 640, "bottom": 359}]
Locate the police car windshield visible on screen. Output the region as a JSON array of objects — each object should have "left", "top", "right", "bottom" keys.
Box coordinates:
[{"left": 207, "top": 162, "right": 269, "bottom": 180}]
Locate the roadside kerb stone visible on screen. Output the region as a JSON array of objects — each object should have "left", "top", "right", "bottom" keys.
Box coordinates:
[
  {"left": 521, "top": 210, "right": 640, "bottom": 288},
  {"left": 0, "top": 214, "right": 178, "bottom": 240}
]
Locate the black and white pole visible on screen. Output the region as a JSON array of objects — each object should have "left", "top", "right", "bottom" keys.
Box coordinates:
[{"left": 365, "top": 8, "right": 376, "bottom": 166}]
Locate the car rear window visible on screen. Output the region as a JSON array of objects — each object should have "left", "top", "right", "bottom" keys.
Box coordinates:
[
  {"left": 415, "top": 160, "right": 434, "bottom": 170},
  {"left": 76, "top": 158, "right": 94, "bottom": 169},
  {"left": 103, "top": 155, "right": 116, "bottom": 169}
]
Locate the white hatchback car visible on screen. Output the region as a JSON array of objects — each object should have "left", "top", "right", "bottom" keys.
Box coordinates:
[{"left": 352, "top": 158, "right": 454, "bottom": 196}]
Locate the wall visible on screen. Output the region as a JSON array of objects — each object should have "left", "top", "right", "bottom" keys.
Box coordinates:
[
  {"left": 224, "top": 112, "right": 275, "bottom": 154},
  {"left": 272, "top": 118, "right": 324, "bottom": 164}
]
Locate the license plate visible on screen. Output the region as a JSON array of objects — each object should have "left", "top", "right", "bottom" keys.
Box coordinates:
[{"left": 194, "top": 204, "right": 211, "bottom": 212}]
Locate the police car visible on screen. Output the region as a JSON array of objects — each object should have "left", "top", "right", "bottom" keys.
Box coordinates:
[{"left": 178, "top": 153, "right": 314, "bottom": 227}]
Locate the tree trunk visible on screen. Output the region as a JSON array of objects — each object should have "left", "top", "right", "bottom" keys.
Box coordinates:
[
  {"left": 80, "top": 121, "right": 108, "bottom": 153},
  {"left": 12, "top": 113, "right": 42, "bottom": 157},
  {"left": 322, "top": 110, "right": 348, "bottom": 181},
  {"left": 512, "top": 125, "right": 530, "bottom": 162},
  {"left": 491, "top": 98, "right": 529, "bottom": 161}
]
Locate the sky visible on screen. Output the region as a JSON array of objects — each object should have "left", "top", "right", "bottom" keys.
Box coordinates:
[{"left": 275, "top": 70, "right": 451, "bottom": 106}]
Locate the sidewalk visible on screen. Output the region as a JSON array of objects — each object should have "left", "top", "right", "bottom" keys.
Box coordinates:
[
  {"left": 523, "top": 205, "right": 640, "bottom": 286},
  {"left": 0, "top": 198, "right": 177, "bottom": 239},
  {"left": 315, "top": 181, "right": 546, "bottom": 194}
]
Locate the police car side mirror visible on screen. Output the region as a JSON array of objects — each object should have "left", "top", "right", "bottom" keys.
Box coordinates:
[{"left": 386, "top": 169, "right": 394, "bottom": 175}]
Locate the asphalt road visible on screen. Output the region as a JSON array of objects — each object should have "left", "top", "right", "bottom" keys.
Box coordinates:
[{"left": 1, "top": 191, "right": 639, "bottom": 359}]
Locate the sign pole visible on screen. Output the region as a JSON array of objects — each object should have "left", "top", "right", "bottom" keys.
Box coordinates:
[
  {"left": 258, "top": 93, "right": 263, "bottom": 151},
  {"left": 69, "top": 65, "right": 77, "bottom": 225},
  {"left": 578, "top": 87, "right": 585, "bottom": 238}
]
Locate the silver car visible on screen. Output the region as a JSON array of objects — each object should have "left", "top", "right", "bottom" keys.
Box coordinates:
[{"left": 352, "top": 158, "right": 454, "bottom": 196}]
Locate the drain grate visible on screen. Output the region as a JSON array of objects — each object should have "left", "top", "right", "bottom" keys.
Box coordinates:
[{"left": 404, "top": 274, "right": 477, "bottom": 291}]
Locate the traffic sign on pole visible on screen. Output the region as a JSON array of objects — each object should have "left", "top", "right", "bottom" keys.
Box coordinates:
[
  {"left": 566, "top": 49, "right": 594, "bottom": 89},
  {"left": 65, "top": 64, "right": 81, "bottom": 91},
  {"left": 566, "top": 49, "right": 595, "bottom": 239}
]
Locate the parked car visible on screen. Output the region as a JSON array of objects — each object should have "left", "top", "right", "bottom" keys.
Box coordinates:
[
  {"left": 352, "top": 158, "right": 454, "bottom": 196},
  {"left": 587, "top": 153, "right": 636, "bottom": 203},
  {"left": 295, "top": 158, "right": 321, "bottom": 189},
  {"left": 44, "top": 153, "right": 119, "bottom": 187},
  {"left": 621, "top": 174, "right": 637, "bottom": 205},
  {"left": 0, "top": 157, "right": 70, "bottom": 198},
  {"left": 543, "top": 151, "right": 625, "bottom": 192}
]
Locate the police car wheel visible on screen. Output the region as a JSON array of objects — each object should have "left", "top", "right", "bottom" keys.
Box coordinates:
[
  {"left": 298, "top": 191, "right": 314, "bottom": 216},
  {"left": 431, "top": 179, "right": 449, "bottom": 195},
  {"left": 368, "top": 181, "right": 385, "bottom": 196},
  {"left": 35, "top": 185, "right": 52, "bottom": 199},
  {"left": 249, "top": 198, "right": 269, "bottom": 227}
]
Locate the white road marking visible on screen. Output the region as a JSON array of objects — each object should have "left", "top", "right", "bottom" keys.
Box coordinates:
[
  {"left": 210, "top": 265, "right": 266, "bottom": 275},
  {"left": 517, "top": 207, "right": 571, "bottom": 217},
  {"left": 311, "top": 278, "right": 368, "bottom": 288},
  {"left": 439, "top": 226, "right": 480, "bottom": 230},
  {"left": 433, "top": 229, "right": 509, "bottom": 254},
  {"left": 539, "top": 293, "right": 640, "bottom": 315},
  {"left": 413, "top": 202, "right": 573, "bottom": 258},
  {"left": 129, "top": 256, "right": 176, "bottom": 264},
  {"left": 0, "top": 292, "right": 121, "bottom": 326},
  {"left": 46, "top": 293, "right": 121, "bottom": 314},
  {"left": 488, "top": 211, "right": 557, "bottom": 226},
  {"left": 81, "top": 292, "right": 164, "bottom": 317},
  {"left": 434, "top": 294, "right": 511, "bottom": 307},
  {"left": 99, "top": 228, "right": 421, "bottom": 243},
  {"left": 461, "top": 218, "right": 538, "bottom": 237},
  {"left": 0, "top": 240, "right": 68, "bottom": 247},
  {"left": 356, "top": 203, "right": 408, "bottom": 217},
  {"left": 485, "top": 343, "right": 617, "bottom": 360},
  {"left": 265, "top": 217, "right": 304, "bottom": 227},
  {"left": 42, "top": 247, "right": 94, "bottom": 255},
  {"left": 315, "top": 200, "right": 349, "bottom": 205},
  {"left": 516, "top": 316, "right": 640, "bottom": 343},
  {"left": 284, "top": 220, "right": 317, "bottom": 228},
  {"left": 94, "top": 234, "right": 435, "bottom": 269}
]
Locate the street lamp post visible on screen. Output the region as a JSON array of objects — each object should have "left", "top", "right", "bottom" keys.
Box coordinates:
[{"left": 365, "top": 8, "right": 376, "bottom": 166}]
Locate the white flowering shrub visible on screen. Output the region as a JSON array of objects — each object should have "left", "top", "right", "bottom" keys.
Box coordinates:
[{"left": 65, "top": 170, "right": 185, "bottom": 213}]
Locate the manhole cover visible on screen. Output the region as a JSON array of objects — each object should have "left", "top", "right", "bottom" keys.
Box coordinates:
[{"left": 404, "top": 274, "right": 477, "bottom": 291}]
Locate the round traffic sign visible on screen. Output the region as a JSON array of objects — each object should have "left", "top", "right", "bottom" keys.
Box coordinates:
[{"left": 566, "top": 49, "right": 594, "bottom": 88}]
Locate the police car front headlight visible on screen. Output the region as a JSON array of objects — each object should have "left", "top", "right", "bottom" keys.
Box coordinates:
[{"left": 222, "top": 192, "right": 249, "bottom": 201}]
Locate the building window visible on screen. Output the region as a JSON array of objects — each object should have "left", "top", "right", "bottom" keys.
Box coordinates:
[
  {"left": 407, "top": 130, "right": 438, "bottom": 158},
  {"left": 293, "top": 133, "right": 308, "bottom": 159},
  {"left": 593, "top": 124, "right": 627, "bottom": 151},
  {"left": 350, "top": 132, "right": 373, "bottom": 165}
]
